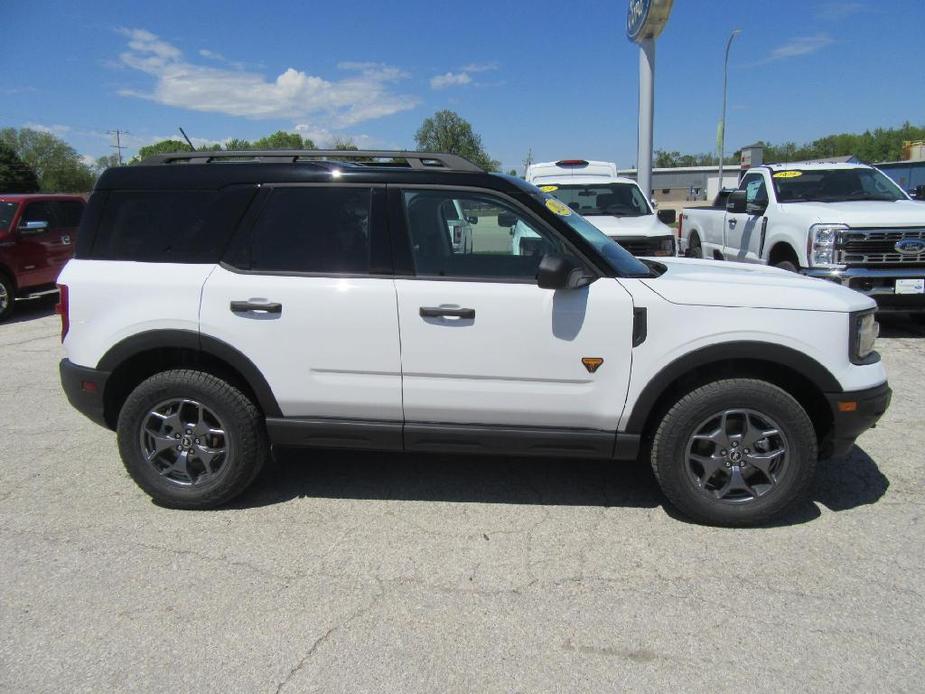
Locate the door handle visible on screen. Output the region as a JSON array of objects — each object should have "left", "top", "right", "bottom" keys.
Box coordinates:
[
  {"left": 230, "top": 300, "right": 283, "bottom": 314},
  {"left": 728, "top": 219, "right": 737, "bottom": 229},
  {"left": 419, "top": 306, "right": 475, "bottom": 319}
]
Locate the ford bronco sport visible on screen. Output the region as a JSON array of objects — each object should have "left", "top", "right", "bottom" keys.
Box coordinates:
[{"left": 58, "top": 150, "right": 891, "bottom": 526}]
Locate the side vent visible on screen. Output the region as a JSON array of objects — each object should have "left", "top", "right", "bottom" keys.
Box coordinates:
[{"left": 632, "top": 307, "right": 647, "bottom": 347}]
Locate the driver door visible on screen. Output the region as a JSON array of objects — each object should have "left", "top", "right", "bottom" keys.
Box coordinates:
[
  {"left": 724, "top": 173, "right": 767, "bottom": 263},
  {"left": 392, "top": 187, "right": 635, "bottom": 432}
]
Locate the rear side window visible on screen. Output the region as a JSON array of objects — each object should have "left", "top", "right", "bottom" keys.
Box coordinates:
[
  {"left": 89, "top": 190, "right": 248, "bottom": 263},
  {"left": 249, "top": 187, "right": 371, "bottom": 274},
  {"left": 54, "top": 200, "right": 85, "bottom": 227}
]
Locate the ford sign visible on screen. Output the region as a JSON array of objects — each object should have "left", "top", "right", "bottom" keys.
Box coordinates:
[
  {"left": 627, "top": 0, "right": 674, "bottom": 43},
  {"left": 895, "top": 238, "right": 925, "bottom": 255}
]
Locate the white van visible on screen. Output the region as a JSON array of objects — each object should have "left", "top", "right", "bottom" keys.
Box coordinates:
[{"left": 524, "top": 159, "right": 677, "bottom": 257}]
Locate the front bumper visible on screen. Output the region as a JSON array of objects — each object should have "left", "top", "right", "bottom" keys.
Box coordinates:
[
  {"left": 60, "top": 359, "right": 110, "bottom": 428},
  {"left": 803, "top": 267, "right": 925, "bottom": 311},
  {"left": 823, "top": 382, "right": 891, "bottom": 459}
]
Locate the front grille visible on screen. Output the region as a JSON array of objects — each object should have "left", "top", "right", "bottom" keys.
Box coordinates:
[
  {"left": 839, "top": 228, "right": 925, "bottom": 265},
  {"left": 612, "top": 236, "right": 661, "bottom": 256}
]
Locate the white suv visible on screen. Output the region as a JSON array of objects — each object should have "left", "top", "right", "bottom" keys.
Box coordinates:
[{"left": 58, "top": 150, "right": 891, "bottom": 526}]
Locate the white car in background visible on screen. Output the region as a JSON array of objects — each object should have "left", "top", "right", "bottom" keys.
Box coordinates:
[{"left": 523, "top": 159, "right": 677, "bottom": 257}]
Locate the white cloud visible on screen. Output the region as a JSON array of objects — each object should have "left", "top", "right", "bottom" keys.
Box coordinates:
[
  {"left": 115, "top": 28, "right": 418, "bottom": 127},
  {"left": 429, "top": 62, "right": 499, "bottom": 90},
  {"left": 198, "top": 48, "right": 226, "bottom": 61},
  {"left": 816, "top": 2, "right": 868, "bottom": 20},
  {"left": 430, "top": 72, "right": 472, "bottom": 89},
  {"left": 766, "top": 34, "right": 834, "bottom": 61},
  {"left": 23, "top": 122, "right": 71, "bottom": 135}
]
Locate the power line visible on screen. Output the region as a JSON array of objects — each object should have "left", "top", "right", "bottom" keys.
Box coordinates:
[{"left": 107, "top": 129, "right": 129, "bottom": 165}]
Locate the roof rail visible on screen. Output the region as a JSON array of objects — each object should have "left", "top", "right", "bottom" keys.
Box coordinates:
[{"left": 139, "top": 149, "right": 483, "bottom": 172}]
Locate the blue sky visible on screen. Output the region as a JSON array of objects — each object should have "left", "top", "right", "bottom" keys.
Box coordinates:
[{"left": 4, "top": 0, "right": 924, "bottom": 172}]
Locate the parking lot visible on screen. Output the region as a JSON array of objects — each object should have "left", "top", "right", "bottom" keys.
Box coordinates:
[{"left": 1, "top": 300, "right": 923, "bottom": 693}]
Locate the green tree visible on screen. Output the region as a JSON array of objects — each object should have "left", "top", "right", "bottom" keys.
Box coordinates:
[
  {"left": 251, "top": 130, "right": 315, "bottom": 150},
  {"left": 93, "top": 154, "right": 121, "bottom": 175},
  {"left": 0, "top": 127, "right": 95, "bottom": 192},
  {"left": 507, "top": 169, "right": 517, "bottom": 176},
  {"left": 224, "top": 138, "right": 252, "bottom": 151},
  {"left": 414, "top": 110, "right": 500, "bottom": 171},
  {"left": 0, "top": 143, "right": 40, "bottom": 193},
  {"left": 133, "top": 139, "right": 192, "bottom": 162},
  {"left": 331, "top": 136, "right": 359, "bottom": 151}
]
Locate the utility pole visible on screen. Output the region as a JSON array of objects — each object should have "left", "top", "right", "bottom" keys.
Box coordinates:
[
  {"left": 522, "top": 147, "right": 534, "bottom": 177},
  {"left": 107, "top": 129, "right": 129, "bottom": 165},
  {"left": 717, "top": 28, "right": 742, "bottom": 193}
]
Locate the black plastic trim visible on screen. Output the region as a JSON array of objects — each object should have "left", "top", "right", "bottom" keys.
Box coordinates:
[
  {"left": 624, "top": 341, "right": 844, "bottom": 434},
  {"left": 632, "top": 307, "right": 647, "bottom": 347},
  {"left": 849, "top": 308, "right": 881, "bottom": 365},
  {"left": 96, "top": 329, "right": 283, "bottom": 418},
  {"left": 403, "top": 423, "right": 616, "bottom": 459},
  {"left": 59, "top": 359, "right": 110, "bottom": 428},
  {"left": 824, "top": 382, "right": 891, "bottom": 458},
  {"left": 267, "top": 417, "right": 403, "bottom": 450}
]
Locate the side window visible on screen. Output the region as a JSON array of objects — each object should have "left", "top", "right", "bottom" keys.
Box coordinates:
[
  {"left": 250, "top": 187, "right": 371, "bottom": 274},
  {"left": 91, "top": 191, "right": 220, "bottom": 262},
  {"left": 54, "top": 200, "right": 85, "bottom": 228},
  {"left": 20, "top": 201, "right": 56, "bottom": 227},
  {"left": 402, "top": 190, "right": 568, "bottom": 280},
  {"left": 742, "top": 174, "right": 768, "bottom": 205}
]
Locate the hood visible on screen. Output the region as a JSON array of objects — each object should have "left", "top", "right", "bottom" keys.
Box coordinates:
[
  {"left": 641, "top": 258, "right": 875, "bottom": 313},
  {"left": 584, "top": 213, "right": 673, "bottom": 238},
  {"left": 780, "top": 199, "right": 925, "bottom": 226}
]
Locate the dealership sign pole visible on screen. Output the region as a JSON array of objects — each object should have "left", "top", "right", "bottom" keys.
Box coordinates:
[{"left": 627, "top": 0, "right": 674, "bottom": 199}]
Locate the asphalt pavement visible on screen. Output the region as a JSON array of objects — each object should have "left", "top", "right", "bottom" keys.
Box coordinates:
[{"left": 1, "top": 299, "right": 923, "bottom": 693}]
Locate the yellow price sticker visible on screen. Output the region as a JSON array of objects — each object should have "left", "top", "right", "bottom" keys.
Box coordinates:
[
  {"left": 545, "top": 198, "right": 572, "bottom": 216},
  {"left": 773, "top": 170, "right": 803, "bottom": 179},
  {"left": 539, "top": 185, "right": 559, "bottom": 193}
]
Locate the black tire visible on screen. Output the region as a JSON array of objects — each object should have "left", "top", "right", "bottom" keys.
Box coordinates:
[
  {"left": 774, "top": 259, "right": 799, "bottom": 273},
  {"left": 688, "top": 235, "right": 703, "bottom": 259},
  {"left": 0, "top": 272, "right": 15, "bottom": 322},
  {"left": 117, "top": 369, "right": 268, "bottom": 509},
  {"left": 650, "top": 378, "right": 817, "bottom": 527}
]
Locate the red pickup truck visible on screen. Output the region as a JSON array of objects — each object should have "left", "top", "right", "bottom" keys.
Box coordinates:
[{"left": 0, "top": 194, "right": 85, "bottom": 321}]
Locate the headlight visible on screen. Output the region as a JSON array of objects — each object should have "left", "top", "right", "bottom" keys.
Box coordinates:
[
  {"left": 850, "top": 310, "right": 880, "bottom": 364},
  {"left": 653, "top": 236, "right": 675, "bottom": 256},
  {"left": 808, "top": 224, "right": 847, "bottom": 268}
]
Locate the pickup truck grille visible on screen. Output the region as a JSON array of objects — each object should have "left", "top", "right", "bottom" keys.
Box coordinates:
[{"left": 840, "top": 228, "right": 925, "bottom": 265}]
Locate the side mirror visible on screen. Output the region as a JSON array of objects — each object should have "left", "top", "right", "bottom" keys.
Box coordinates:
[
  {"left": 497, "top": 212, "right": 517, "bottom": 227},
  {"left": 466, "top": 215, "right": 478, "bottom": 225},
  {"left": 726, "top": 190, "right": 747, "bottom": 214},
  {"left": 19, "top": 220, "right": 49, "bottom": 234},
  {"left": 657, "top": 209, "right": 676, "bottom": 225},
  {"left": 536, "top": 254, "right": 594, "bottom": 290}
]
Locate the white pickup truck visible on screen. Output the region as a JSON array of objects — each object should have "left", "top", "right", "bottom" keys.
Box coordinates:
[
  {"left": 680, "top": 163, "right": 925, "bottom": 312},
  {"left": 525, "top": 159, "right": 677, "bottom": 257}
]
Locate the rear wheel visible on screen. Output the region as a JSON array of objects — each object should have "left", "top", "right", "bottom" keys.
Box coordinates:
[
  {"left": 651, "top": 378, "right": 816, "bottom": 526},
  {"left": 117, "top": 369, "right": 268, "bottom": 509},
  {"left": 0, "top": 273, "right": 14, "bottom": 322},
  {"left": 688, "top": 234, "right": 703, "bottom": 258}
]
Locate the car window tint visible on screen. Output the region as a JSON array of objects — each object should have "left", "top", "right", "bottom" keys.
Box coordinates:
[
  {"left": 91, "top": 191, "right": 220, "bottom": 262},
  {"left": 54, "top": 200, "right": 85, "bottom": 227},
  {"left": 250, "top": 187, "right": 371, "bottom": 274},
  {"left": 402, "top": 190, "right": 569, "bottom": 280},
  {"left": 21, "top": 201, "right": 56, "bottom": 225}
]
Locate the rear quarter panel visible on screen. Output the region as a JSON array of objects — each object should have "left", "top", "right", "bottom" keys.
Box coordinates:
[{"left": 59, "top": 259, "right": 215, "bottom": 368}]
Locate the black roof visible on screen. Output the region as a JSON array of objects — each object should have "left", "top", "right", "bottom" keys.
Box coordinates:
[{"left": 94, "top": 150, "right": 529, "bottom": 194}]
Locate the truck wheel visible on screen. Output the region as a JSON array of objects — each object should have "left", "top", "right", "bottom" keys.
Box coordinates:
[
  {"left": 650, "top": 378, "right": 816, "bottom": 527},
  {"left": 0, "top": 273, "right": 14, "bottom": 322},
  {"left": 774, "top": 259, "right": 799, "bottom": 273},
  {"left": 117, "top": 369, "right": 269, "bottom": 509},
  {"left": 688, "top": 235, "right": 703, "bottom": 258}
]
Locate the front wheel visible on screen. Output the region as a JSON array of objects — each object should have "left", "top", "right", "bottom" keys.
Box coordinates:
[
  {"left": 650, "top": 378, "right": 817, "bottom": 526},
  {"left": 117, "top": 370, "right": 269, "bottom": 509},
  {"left": 687, "top": 235, "right": 703, "bottom": 259},
  {"left": 774, "top": 259, "right": 799, "bottom": 273}
]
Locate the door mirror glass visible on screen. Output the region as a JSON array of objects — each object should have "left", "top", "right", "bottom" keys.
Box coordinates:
[
  {"left": 746, "top": 200, "right": 768, "bottom": 215},
  {"left": 726, "top": 190, "right": 747, "bottom": 214},
  {"left": 657, "top": 209, "right": 676, "bottom": 225},
  {"left": 19, "top": 220, "right": 49, "bottom": 234}
]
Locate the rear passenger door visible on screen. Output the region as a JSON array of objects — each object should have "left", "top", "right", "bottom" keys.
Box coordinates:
[{"left": 199, "top": 184, "right": 403, "bottom": 422}]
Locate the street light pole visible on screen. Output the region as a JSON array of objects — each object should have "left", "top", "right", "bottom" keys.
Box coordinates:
[{"left": 717, "top": 28, "right": 741, "bottom": 194}]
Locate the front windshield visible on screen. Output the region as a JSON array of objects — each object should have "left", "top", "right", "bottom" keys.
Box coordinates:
[
  {"left": 0, "top": 202, "right": 17, "bottom": 231},
  {"left": 544, "top": 182, "right": 652, "bottom": 217},
  {"left": 772, "top": 168, "right": 907, "bottom": 203},
  {"left": 530, "top": 190, "right": 652, "bottom": 277}
]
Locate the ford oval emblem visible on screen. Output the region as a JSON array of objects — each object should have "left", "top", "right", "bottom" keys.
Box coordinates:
[{"left": 895, "top": 239, "right": 925, "bottom": 255}]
